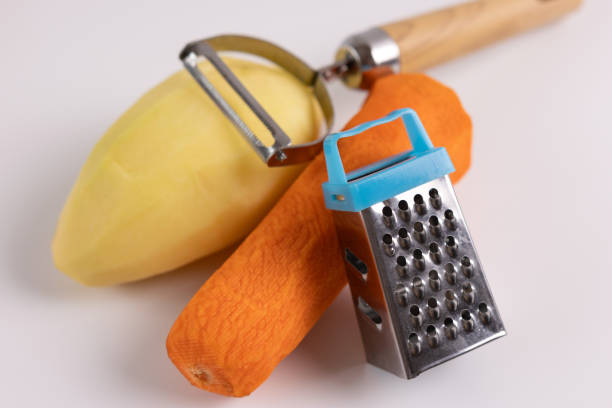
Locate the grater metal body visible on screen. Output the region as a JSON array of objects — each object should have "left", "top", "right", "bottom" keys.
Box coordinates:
[
  {"left": 333, "top": 176, "right": 505, "bottom": 378},
  {"left": 322, "top": 108, "right": 505, "bottom": 379}
]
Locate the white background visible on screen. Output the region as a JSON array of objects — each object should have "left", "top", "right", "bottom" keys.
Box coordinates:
[{"left": 1, "top": 0, "right": 610, "bottom": 406}]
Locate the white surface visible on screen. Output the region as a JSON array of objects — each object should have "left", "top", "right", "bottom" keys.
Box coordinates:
[{"left": 1, "top": 0, "right": 610, "bottom": 406}]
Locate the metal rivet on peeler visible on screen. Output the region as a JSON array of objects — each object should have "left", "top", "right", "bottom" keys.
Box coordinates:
[
  {"left": 413, "top": 222, "right": 426, "bottom": 243},
  {"left": 444, "top": 317, "right": 458, "bottom": 340},
  {"left": 426, "top": 325, "right": 440, "bottom": 348},
  {"left": 414, "top": 194, "right": 427, "bottom": 215},
  {"left": 461, "top": 310, "right": 475, "bottom": 332},
  {"left": 462, "top": 282, "right": 475, "bottom": 304},
  {"left": 398, "top": 228, "right": 411, "bottom": 249},
  {"left": 478, "top": 302, "right": 492, "bottom": 325},
  {"left": 429, "top": 188, "right": 442, "bottom": 209},
  {"left": 445, "top": 236, "right": 458, "bottom": 258},
  {"left": 428, "top": 270, "right": 441, "bottom": 291},
  {"left": 429, "top": 242, "right": 442, "bottom": 264},
  {"left": 444, "top": 263, "right": 457, "bottom": 284},
  {"left": 382, "top": 206, "right": 395, "bottom": 228},
  {"left": 445, "top": 290, "right": 458, "bottom": 311},
  {"left": 409, "top": 304, "right": 423, "bottom": 327},
  {"left": 398, "top": 200, "right": 411, "bottom": 222},
  {"left": 411, "top": 277, "right": 425, "bottom": 299},
  {"left": 412, "top": 249, "right": 425, "bottom": 271},
  {"left": 427, "top": 297, "right": 440, "bottom": 319},
  {"left": 461, "top": 256, "right": 473, "bottom": 277},
  {"left": 444, "top": 209, "right": 457, "bottom": 230},
  {"left": 382, "top": 234, "right": 395, "bottom": 256},
  {"left": 394, "top": 284, "right": 409, "bottom": 306},
  {"left": 429, "top": 215, "right": 442, "bottom": 237},
  {"left": 396, "top": 256, "right": 408, "bottom": 277},
  {"left": 408, "top": 333, "right": 421, "bottom": 355}
]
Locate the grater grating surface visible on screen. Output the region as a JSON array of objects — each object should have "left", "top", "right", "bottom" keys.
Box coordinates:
[
  {"left": 323, "top": 109, "right": 505, "bottom": 379},
  {"left": 343, "top": 175, "right": 505, "bottom": 377}
]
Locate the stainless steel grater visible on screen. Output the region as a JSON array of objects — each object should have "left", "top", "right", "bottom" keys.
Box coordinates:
[{"left": 322, "top": 109, "right": 505, "bottom": 379}]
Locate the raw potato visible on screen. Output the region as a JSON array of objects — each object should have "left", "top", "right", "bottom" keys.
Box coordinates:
[{"left": 52, "top": 58, "right": 323, "bottom": 286}]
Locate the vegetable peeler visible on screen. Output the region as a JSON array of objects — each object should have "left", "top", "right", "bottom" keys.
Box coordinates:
[
  {"left": 180, "top": 0, "right": 581, "bottom": 166},
  {"left": 321, "top": 109, "right": 505, "bottom": 378}
]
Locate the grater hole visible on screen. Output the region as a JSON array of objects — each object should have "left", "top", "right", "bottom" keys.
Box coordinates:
[
  {"left": 429, "top": 242, "right": 439, "bottom": 252},
  {"left": 429, "top": 215, "right": 439, "bottom": 226},
  {"left": 444, "top": 209, "right": 454, "bottom": 220},
  {"left": 398, "top": 228, "right": 408, "bottom": 238},
  {"left": 426, "top": 325, "right": 437, "bottom": 335},
  {"left": 398, "top": 200, "right": 409, "bottom": 211},
  {"left": 444, "top": 263, "right": 455, "bottom": 273},
  {"left": 397, "top": 256, "right": 407, "bottom": 267},
  {"left": 410, "top": 305, "right": 421, "bottom": 317},
  {"left": 461, "top": 310, "right": 472, "bottom": 321},
  {"left": 382, "top": 234, "right": 393, "bottom": 245},
  {"left": 445, "top": 290, "right": 456, "bottom": 301},
  {"left": 413, "top": 249, "right": 423, "bottom": 259},
  {"left": 382, "top": 206, "right": 393, "bottom": 217},
  {"left": 444, "top": 317, "right": 454, "bottom": 327},
  {"left": 463, "top": 282, "right": 473, "bottom": 292},
  {"left": 427, "top": 297, "right": 438, "bottom": 308},
  {"left": 429, "top": 188, "right": 439, "bottom": 198},
  {"left": 461, "top": 256, "right": 471, "bottom": 266},
  {"left": 345, "top": 248, "right": 368, "bottom": 279},
  {"left": 414, "top": 222, "right": 424, "bottom": 232},
  {"left": 479, "top": 302, "right": 488, "bottom": 313},
  {"left": 357, "top": 297, "right": 382, "bottom": 330},
  {"left": 409, "top": 333, "right": 420, "bottom": 343},
  {"left": 446, "top": 236, "right": 456, "bottom": 246},
  {"left": 429, "top": 270, "right": 440, "bottom": 281},
  {"left": 414, "top": 194, "right": 424, "bottom": 204}
]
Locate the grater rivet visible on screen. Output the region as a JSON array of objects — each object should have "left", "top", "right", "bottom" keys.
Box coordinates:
[
  {"left": 414, "top": 194, "right": 427, "bottom": 215},
  {"left": 429, "top": 188, "right": 442, "bottom": 210},
  {"left": 409, "top": 304, "right": 423, "bottom": 327},
  {"left": 398, "top": 200, "right": 411, "bottom": 222},
  {"left": 462, "top": 282, "right": 475, "bottom": 304},
  {"left": 428, "top": 270, "right": 441, "bottom": 291},
  {"left": 411, "top": 277, "right": 425, "bottom": 299},
  {"left": 408, "top": 333, "right": 421, "bottom": 356},
  {"left": 413, "top": 222, "right": 426, "bottom": 243},
  {"left": 444, "top": 317, "right": 458, "bottom": 340},
  {"left": 429, "top": 242, "right": 442, "bottom": 264},
  {"left": 396, "top": 256, "right": 408, "bottom": 277},
  {"left": 427, "top": 297, "right": 441, "bottom": 319},
  {"left": 445, "top": 290, "right": 458, "bottom": 311},
  {"left": 382, "top": 206, "right": 395, "bottom": 228},
  {"left": 382, "top": 234, "right": 396, "bottom": 256},
  {"left": 445, "top": 236, "right": 458, "bottom": 258},
  {"left": 412, "top": 249, "right": 425, "bottom": 271},
  {"left": 478, "top": 302, "right": 492, "bottom": 324},
  {"left": 429, "top": 215, "right": 442, "bottom": 237},
  {"left": 398, "top": 228, "right": 411, "bottom": 249},
  {"left": 444, "top": 263, "right": 457, "bottom": 284},
  {"left": 461, "top": 310, "right": 475, "bottom": 332},
  {"left": 395, "top": 284, "right": 409, "bottom": 306},
  {"left": 444, "top": 209, "right": 457, "bottom": 230},
  {"left": 461, "top": 256, "right": 473, "bottom": 277},
  {"left": 426, "top": 325, "right": 440, "bottom": 348}
]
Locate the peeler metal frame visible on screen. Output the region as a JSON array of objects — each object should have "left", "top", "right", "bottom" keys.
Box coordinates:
[{"left": 180, "top": 35, "right": 334, "bottom": 166}]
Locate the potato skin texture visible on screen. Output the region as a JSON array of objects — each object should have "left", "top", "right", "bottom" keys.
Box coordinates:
[
  {"left": 167, "top": 74, "right": 472, "bottom": 397},
  {"left": 52, "top": 58, "right": 323, "bottom": 286}
]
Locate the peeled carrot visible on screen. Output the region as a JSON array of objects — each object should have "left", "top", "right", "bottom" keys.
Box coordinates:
[{"left": 166, "top": 73, "right": 472, "bottom": 397}]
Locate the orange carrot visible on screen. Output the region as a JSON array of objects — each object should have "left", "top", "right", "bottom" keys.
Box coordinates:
[{"left": 166, "top": 73, "right": 472, "bottom": 397}]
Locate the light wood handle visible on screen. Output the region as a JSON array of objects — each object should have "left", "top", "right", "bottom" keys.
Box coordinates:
[{"left": 380, "top": 0, "right": 582, "bottom": 72}]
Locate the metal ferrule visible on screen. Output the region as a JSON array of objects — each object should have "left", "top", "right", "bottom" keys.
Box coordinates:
[{"left": 335, "top": 27, "right": 400, "bottom": 88}]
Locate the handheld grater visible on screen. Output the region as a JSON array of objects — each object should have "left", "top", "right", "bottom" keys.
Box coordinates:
[{"left": 322, "top": 109, "right": 505, "bottom": 378}]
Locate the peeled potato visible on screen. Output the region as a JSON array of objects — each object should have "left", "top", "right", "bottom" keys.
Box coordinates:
[{"left": 53, "top": 58, "right": 323, "bottom": 286}]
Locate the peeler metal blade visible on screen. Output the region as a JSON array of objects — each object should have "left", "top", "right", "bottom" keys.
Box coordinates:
[{"left": 180, "top": 35, "right": 333, "bottom": 167}]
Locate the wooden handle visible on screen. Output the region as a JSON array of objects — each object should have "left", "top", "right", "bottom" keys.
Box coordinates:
[{"left": 381, "top": 0, "right": 582, "bottom": 72}]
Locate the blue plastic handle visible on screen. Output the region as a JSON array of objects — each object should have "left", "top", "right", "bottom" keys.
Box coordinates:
[{"left": 323, "top": 108, "right": 433, "bottom": 185}]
